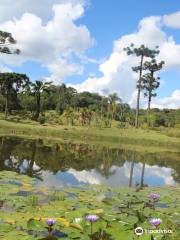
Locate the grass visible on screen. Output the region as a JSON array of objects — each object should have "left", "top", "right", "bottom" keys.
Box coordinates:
[{"left": 0, "top": 119, "right": 180, "bottom": 154}]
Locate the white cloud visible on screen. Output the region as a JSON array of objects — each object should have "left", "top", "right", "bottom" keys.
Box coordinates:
[
  {"left": 0, "top": 1, "right": 93, "bottom": 82},
  {"left": 158, "top": 38, "right": 180, "bottom": 70},
  {"left": 68, "top": 162, "right": 175, "bottom": 186},
  {"left": 0, "top": 0, "right": 86, "bottom": 23},
  {"left": 71, "top": 13, "right": 180, "bottom": 108},
  {"left": 0, "top": 3, "right": 179, "bottom": 109},
  {"left": 163, "top": 11, "right": 180, "bottom": 29},
  {"left": 151, "top": 90, "right": 180, "bottom": 109},
  {"left": 0, "top": 64, "right": 12, "bottom": 73},
  {"left": 47, "top": 59, "right": 83, "bottom": 82}
]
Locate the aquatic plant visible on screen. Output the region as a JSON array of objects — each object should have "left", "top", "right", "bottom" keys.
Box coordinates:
[
  {"left": 50, "top": 191, "right": 65, "bottom": 201},
  {"left": 28, "top": 195, "right": 39, "bottom": 207},
  {"left": 91, "top": 229, "right": 114, "bottom": 240},
  {"left": 0, "top": 171, "right": 179, "bottom": 239},
  {"left": 85, "top": 215, "right": 99, "bottom": 223},
  {"left": 46, "top": 219, "right": 56, "bottom": 234},
  {"left": 148, "top": 193, "right": 160, "bottom": 202},
  {"left": 149, "top": 218, "right": 162, "bottom": 228},
  {"left": 74, "top": 217, "right": 83, "bottom": 224},
  {"left": 85, "top": 214, "right": 99, "bottom": 237}
]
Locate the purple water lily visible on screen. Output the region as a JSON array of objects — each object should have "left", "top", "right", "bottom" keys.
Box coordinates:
[
  {"left": 148, "top": 193, "right": 160, "bottom": 202},
  {"left": 85, "top": 215, "right": 99, "bottom": 236},
  {"left": 46, "top": 218, "right": 56, "bottom": 226},
  {"left": 149, "top": 218, "right": 162, "bottom": 228},
  {"left": 85, "top": 215, "right": 99, "bottom": 223},
  {"left": 46, "top": 218, "right": 56, "bottom": 234}
]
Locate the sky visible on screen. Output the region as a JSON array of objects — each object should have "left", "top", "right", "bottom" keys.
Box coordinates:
[{"left": 0, "top": 0, "right": 180, "bottom": 109}]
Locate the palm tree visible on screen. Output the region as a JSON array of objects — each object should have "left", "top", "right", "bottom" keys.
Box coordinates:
[
  {"left": 108, "top": 93, "right": 121, "bottom": 122},
  {"left": 63, "top": 108, "right": 75, "bottom": 126},
  {"left": 31, "top": 80, "right": 52, "bottom": 120}
]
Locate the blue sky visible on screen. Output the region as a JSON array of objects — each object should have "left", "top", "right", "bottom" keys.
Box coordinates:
[
  {"left": 82, "top": 0, "right": 180, "bottom": 53},
  {"left": 0, "top": 0, "right": 179, "bottom": 108}
]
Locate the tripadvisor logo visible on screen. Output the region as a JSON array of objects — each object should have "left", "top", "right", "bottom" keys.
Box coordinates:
[
  {"left": 135, "top": 227, "right": 144, "bottom": 236},
  {"left": 135, "top": 227, "right": 173, "bottom": 236}
]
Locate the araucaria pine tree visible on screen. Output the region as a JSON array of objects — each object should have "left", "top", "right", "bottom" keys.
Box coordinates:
[
  {"left": 124, "top": 44, "right": 160, "bottom": 128},
  {"left": 142, "top": 59, "right": 165, "bottom": 126},
  {"left": 0, "top": 30, "right": 20, "bottom": 54},
  {"left": 0, "top": 30, "right": 20, "bottom": 119}
]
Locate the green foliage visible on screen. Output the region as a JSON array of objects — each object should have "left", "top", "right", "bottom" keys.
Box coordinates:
[
  {"left": 38, "top": 115, "right": 46, "bottom": 125},
  {"left": 31, "top": 80, "right": 52, "bottom": 121},
  {"left": 27, "top": 195, "right": 39, "bottom": 207},
  {"left": 50, "top": 191, "right": 66, "bottom": 201},
  {"left": 91, "top": 229, "right": 114, "bottom": 240},
  {"left": 0, "top": 171, "right": 179, "bottom": 240},
  {"left": 0, "top": 30, "right": 20, "bottom": 54},
  {"left": 0, "top": 75, "right": 178, "bottom": 129},
  {"left": 0, "top": 72, "right": 29, "bottom": 118}
]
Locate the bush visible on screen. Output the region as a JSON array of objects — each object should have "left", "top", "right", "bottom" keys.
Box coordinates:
[
  {"left": 38, "top": 115, "right": 46, "bottom": 124},
  {"left": 175, "top": 124, "right": 180, "bottom": 129},
  {"left": 140, "top": 123, "right": 149, "bottom": 129},
  {"left": 117, "top": 122, "right": 126, "bottom": 129}
]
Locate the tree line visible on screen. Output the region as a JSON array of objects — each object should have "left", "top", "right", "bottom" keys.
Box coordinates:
[{"left": 0, "top": 30, "right": 179, "bottom": 128}]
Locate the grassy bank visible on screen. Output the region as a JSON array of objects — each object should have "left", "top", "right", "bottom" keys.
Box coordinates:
[{"left": 0, "top": 119, "right": 180, "bottom": 153}]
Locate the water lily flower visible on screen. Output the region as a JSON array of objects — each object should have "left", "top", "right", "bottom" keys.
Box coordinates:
[
  {"left": 46, "top": 218, "right": 56, "bottom": 235},
  {"left": 149, "top": 218, "right": 162, "bottom": 228},
  {"left": 85, "top": 215, "right": 99, "bottom": 222},
  {"left": 74, "top": 218, "right": 82, "bottom": 224},
  {"left": 46, "top": 218, "right": 56, "bottom": 226},
  {"left": 148, "top": 193, "right": 160, "bottom": 201},
  {"left": 85, "top": 215, "right": 99, "bottom": 235}
]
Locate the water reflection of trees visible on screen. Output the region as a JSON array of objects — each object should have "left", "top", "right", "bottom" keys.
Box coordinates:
[
  {"left": 1, "top": 138, "right": 42, "bottom": 179},
  {"left": 0, "top": 137, "right": 179, "bottom": 184}
]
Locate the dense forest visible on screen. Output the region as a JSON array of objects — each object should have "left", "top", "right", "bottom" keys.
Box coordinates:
[{"left": 0, "top": 77, "right": 179, "bottom": 128}]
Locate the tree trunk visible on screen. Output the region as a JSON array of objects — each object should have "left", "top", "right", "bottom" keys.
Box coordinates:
[
  {"left": 147, "top": 71, "right": 153, "bottom": 127},
  {"left": 140, "top": 162, "right": 145, "bottom": 187},
  {"left": 100, "top": 105, "right": 103, "bottom": 120},
  {"left": 135, "top": 54, "right": 144, "bottom": 128},
  {"left": 129, "top": 161, "right": 135, "bottom": 187},
  {"left": 0, "top": 138, "right": 5, "bottom": 169},
  {"left": 147, "top": 95, "right": 151, "bottom": 127},
  {"left": 28, "top": 141, "right": 37, "bottom": 177},
  {"left": 5, "top": 90, "right": 9, "bottom": 119},
  {"left": 129, "top": 152, "right": 135, "bottom": 187},
  {"left": 35, "top": 93, "right": 40, "bottom": 120}
]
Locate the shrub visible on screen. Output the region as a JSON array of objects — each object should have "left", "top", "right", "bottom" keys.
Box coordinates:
[{"left": 38, "top": 115, "right": 46, "bottom": 124}]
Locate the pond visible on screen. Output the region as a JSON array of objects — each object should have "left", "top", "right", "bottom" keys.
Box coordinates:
[{"left": 0, "top": 136, "right": 179, "bottom": 189}]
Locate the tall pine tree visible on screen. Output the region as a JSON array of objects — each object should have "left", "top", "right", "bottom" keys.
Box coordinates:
[
  {"left": 124, "top": 44, "right": 160, "bottom": 127},
  {"left": 142, "top": 59, "right": 165, "bottom": 126}
]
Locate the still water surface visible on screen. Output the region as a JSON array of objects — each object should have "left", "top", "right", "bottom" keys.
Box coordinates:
[{"left": 0, "top": 137, "right": 179, "bottom": 189}]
